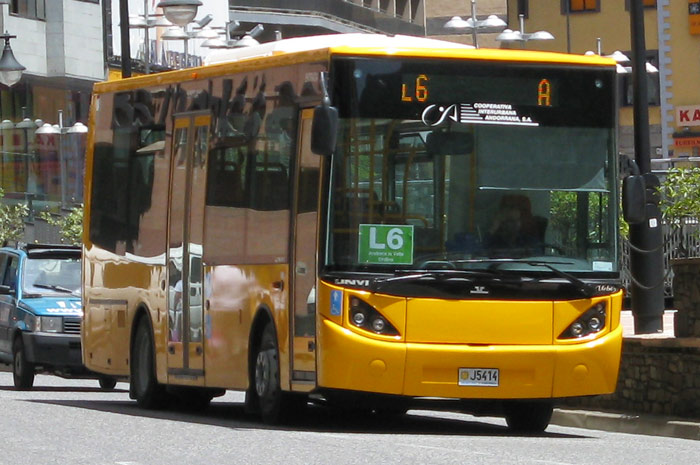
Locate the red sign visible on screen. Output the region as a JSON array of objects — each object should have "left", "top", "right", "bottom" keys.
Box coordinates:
[
  {"left": 676, "top": 105, "right": 700, "bottom": 127},
  {"left": 674, "top": 137, "right": 700, "bottom": 148}
]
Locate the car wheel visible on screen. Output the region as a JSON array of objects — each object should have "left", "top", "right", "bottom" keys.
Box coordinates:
[
  {"left": 504, "top": 400, "right": 553, "bottom": 433},
  {"left": 131, "top": 318, "right": 167, "bottom": 409},
  {"left": 98, "top": 376, "right": 117, "bottom": 390},
  {"left": 12, "top": 336, "right": 35, "bottom": 390},
  {"left": 254, "top": 322, "right": 306, "bottom": 424}
]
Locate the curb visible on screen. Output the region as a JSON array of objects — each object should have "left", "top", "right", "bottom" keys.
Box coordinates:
[{"left": 552, "top": 408, "right": 700, "bottom": 441}]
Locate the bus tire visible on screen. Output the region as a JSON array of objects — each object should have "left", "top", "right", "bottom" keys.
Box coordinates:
[
  {"left": 254, "top": 322, "right": 306, "bottom": 424},
  {"left": 12, "top": 336, "right": 35, "bottom": 390},
  {"left": 132, "top": 319, "right": 167, "bottom": 409},
  {"left": 504, "top": 400, "right": 553, "bottom": 433}
]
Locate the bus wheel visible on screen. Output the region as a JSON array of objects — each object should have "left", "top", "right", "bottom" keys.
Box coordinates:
[
  {"left": 254, "top": 322, "right": 306, "bottom": 424},
  {"left": 98, "top": 376, "right": 117, "bottom": 391},
  {"left": 132, "top": 319, "right": 167, "bottom": 409},
  {"left": 12, "top": 336, "right": 35, "bottom": 390},
  {"left": 503, "top": 400, "right": 553, "bottom": 433}
]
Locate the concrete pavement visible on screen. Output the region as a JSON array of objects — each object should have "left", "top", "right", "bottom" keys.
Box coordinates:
[{"left": 551, "top": 408, "right": 700, "bottom": 440}]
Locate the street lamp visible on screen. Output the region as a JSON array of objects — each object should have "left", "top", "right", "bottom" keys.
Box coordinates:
[
  {"left": 157, "top": 0, "right": 202, "bottom": 28},
  {"left": 200, "top": 22, "right": 264, "bottom": 50},
  {"left": 0, "top": 32, "right": 25, "bottom": 87},
  {"left": 496, "top": 14, "right": 554, "bottom": 45},
  {"left": 585, "top": 39, "right": 659, "bottom": 75},
  {"left": 161, "top": 13, "right": 213, "bottom": 68},
  {"left": 127, "top": 1, "right": 173, "bottom": 74},
  {"left": 444, "top": 0, "right": 507, "bottom": 49}
]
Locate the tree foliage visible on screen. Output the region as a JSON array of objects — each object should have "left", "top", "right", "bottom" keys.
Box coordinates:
[
  {"left": 39, "top": 205, "right": 83, "bottom": 246},
  {"left": 657, "top": 167, "right": 700, "bottom": 258},
  {"left": 0, "top": 189, "right": 29, "bottom": 246},
  {"left": 658, "top": 167, "right": 700, "bottom": 227}
]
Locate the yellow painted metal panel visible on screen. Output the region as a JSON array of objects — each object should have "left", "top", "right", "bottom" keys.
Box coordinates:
[
  {"left": 203, "top": 263, "right": 289, "bottom": 390},
  {"left": 317, "top": 307, "right": 622, "bottom": 399},
  {"left": 552, "top": 325, "right": 623, "bottom": 397},
  {"left": 317, "top": 317, "right": 406, "bottom": 395},
  {"left": 402, "top": 342, "right": 555, "bottom": 399},
  {"left": 405, "top": 299, "right": 553, "bottom": 345}
]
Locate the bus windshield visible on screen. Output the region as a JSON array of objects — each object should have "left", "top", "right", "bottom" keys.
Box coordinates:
[{"left": 325, "top": 57, "right": 618, "bottom": 275}]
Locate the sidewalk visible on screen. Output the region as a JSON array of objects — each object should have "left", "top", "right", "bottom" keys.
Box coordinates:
[
  {"left": 549, "top": 310, "right": 699, "bottom": 440},
  {"left": 551, "top": 408, "right": 700, "bottom": 440}
]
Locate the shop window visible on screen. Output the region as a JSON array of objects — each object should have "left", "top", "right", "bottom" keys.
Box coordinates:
[
  {"left": 625, "top": 0, "right": 656, "bottom": 9},
  {"left": 518, "top": 0, "right": 529, "bottom": 18},
  {"left": 562, "top": 0, "right": 599, "bottom": 13},
  {"left": 620, "top": 50, "right": 660, "bottom": 107},
  {"left": 10, "top": 0, "right": 46, "bottom": 20}
]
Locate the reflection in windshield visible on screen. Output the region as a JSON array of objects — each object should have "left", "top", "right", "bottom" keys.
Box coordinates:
[
  {"left": 23, "top": 257, "right": 81, "bottom": 294},
  {"left": 325, "top": 118, "right": 617, "bottom": 274}
]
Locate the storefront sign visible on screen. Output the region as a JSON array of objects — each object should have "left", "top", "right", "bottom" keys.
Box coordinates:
[
  {"left": 690, "top": 1, "right": 700, "bottom": 35},
  {"left": 676, "top": 104, "right": 700, "bottom": 126},
  {"left": 674, "top": 137, "right": 700, "bottom": 148}
]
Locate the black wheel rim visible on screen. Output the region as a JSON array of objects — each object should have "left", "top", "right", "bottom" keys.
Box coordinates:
[
  {"left": 255, "top": 350, "right": 270, "bottom": 398},
  {"left": 135, "top": 330, "right": 150, "bottom": 395}
]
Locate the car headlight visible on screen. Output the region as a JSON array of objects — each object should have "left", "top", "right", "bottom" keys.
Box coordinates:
[
  {"left": 559, "top": 302, "right": 607, "bottom": 339},
  {"left": 38, "top": 316, "right": 63, "bottom": 333}
]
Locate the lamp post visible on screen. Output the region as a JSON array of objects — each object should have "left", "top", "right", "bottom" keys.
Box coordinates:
[
  {"left": 119, "top": 0, "right": 132, "bottom": 78},
  {"left": 496, "top": 14, "right": 554, "bottom": 46},
  {"left": 0, "top": 32, "right": 25, "bottom": 87},
  {"left": 129, "top": 0, "right": 173, "bottom": 74},
  {"left": 444, "top": 0, "right": 506, "bottom": 49},
  {"left": 628, "top": 0, "right": 664, "bottom": 334}
]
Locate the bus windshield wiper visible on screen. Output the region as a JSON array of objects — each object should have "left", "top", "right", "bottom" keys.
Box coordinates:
[
  {"left": 482, "top": 259, "right": 596, "bottom": 298},
  {"left": 370, "top": 269, "right": 496, "bottom": 293}
]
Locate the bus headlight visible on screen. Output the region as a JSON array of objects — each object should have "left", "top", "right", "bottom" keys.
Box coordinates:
[
  {"left": 559, "top": 302, "right": 607, "bottom": 339},
  {"left": 349, "top": 297, "right": 399, "bottom": 336}
]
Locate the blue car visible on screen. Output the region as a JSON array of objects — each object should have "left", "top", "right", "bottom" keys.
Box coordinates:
[{"left": 0, "top": 244, "right": 116, "bottom": 390}]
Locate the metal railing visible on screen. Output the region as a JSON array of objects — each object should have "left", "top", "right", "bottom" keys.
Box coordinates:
[{"left": 621, "top": 217, "right": 700, "bottom": 300}]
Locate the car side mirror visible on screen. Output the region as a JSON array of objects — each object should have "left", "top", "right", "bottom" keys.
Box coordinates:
[
  {"left": 0, "top": 284, "right": 13, "bottom": 295},
  {"left": 622, "top": 174, "right": 646, "bottom": 224}
]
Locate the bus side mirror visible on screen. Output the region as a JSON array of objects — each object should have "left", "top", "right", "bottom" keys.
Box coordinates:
[
  {"left": 311, "top": 104, "right": 338, "bottom": 156},
  {"left": 622, "top": 174, "right": 646, "bottom": 224}
]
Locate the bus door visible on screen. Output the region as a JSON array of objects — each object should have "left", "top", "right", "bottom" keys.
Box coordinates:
[
  {"left": 290, "top": 109, "right": 321, "bottom": 390},
  {"left": 167, "top": 112, "right": 210, "bottom": 385}
]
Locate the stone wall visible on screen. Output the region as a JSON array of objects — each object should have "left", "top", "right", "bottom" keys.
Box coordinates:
[
  {"left": 561, "top": 338, "right": 700, "bottom": 419},
  {"left": 671, "top": 258, "right": 700, "bottom": 337}
]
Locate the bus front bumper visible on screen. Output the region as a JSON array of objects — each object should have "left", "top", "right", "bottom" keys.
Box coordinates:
[{"left": 317, "top": 318, "right": 622, "bottom": 400}]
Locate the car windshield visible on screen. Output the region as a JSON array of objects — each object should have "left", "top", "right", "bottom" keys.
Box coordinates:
[{"left": 23, "top": 257, "right": 81, "bottom": 295}]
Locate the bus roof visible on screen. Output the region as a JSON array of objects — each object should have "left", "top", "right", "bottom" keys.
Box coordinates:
[{"left": 96, "top": 33, "right": 616, "bottom": 93}]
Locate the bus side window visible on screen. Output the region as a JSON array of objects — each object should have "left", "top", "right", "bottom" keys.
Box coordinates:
[{"left": 250, "top": 168, "right": 288, "bottom": 211}]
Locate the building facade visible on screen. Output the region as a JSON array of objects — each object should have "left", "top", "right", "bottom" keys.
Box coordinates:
[
  {"left": 502, "top": 1, "right": 666, "bottom": 162},
  {"left": 227, "top": 0, "right": 426, "bottom": 40},
  {"left": 0, "top": 0, "right": 103, "bottom": 223},
  {"left": 426, "top": 0, "right": 506, "bottom": 47}
]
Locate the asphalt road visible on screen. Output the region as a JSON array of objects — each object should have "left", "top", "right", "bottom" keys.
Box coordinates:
[{"left": 0, "top": 371, "right": 697, "bottom": 465}]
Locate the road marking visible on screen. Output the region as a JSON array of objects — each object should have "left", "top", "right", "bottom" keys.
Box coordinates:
[{"left": 532, "top": 460, "right": 576, "bottom": 465}]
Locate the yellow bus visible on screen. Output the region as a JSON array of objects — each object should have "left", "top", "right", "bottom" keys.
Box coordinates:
[{"left": 82, "top": 33, "right": 627, "bottom": 432}]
